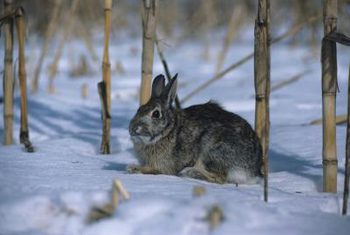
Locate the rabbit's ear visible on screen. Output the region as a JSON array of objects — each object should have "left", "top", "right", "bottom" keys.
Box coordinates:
[
  {"left": 163, "top": 74, "right": 178, "bottom": 106},
  {"left": 152, "top": 74, "right": 165, "bottom": 98}
]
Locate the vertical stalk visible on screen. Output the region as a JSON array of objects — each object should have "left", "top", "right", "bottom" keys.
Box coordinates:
[
  {"left": 254, "top": 0, "right": 271, "bottom": 202},
  {"left": 15, "top": 7, "right": 34, "bottom": 152},
  {"left": 140, "top": 0, "right": 158, "bottom": 105},
  {"left": 31, "top": 0, "right": 63, "bottom": 93},
  {"left": 100, "top": 0, "right": 112, "bottom": 154},
  {"left": 322, "top": 0, "right": 338, "bottom": 193},
  {"left": 3, "top": 0, "right": 14, "bottom": 145},
  {"left": 200, "top": 0, "right": 216, "bottom": 61},
  {"left": 215, "top": 4, "right": 245, "bottom": 74},
  {"left": 47, "top": 0, "right": 80, "bottom": 94},
  {"left": 342, "top": 65, "right": 350, "bottom": 215},
  {"left": 77, "top": 20, "right": 99, "bottom": 63}
]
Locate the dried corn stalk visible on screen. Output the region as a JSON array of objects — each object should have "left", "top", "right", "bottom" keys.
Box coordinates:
[
  {"left": 140, "top": 0, "right": 158, "bottom": 105},
  {"left": 342, "top": 66, "right": 350, "bottom": 215},
  {"left": 15, "top": 7, "right": 34, "bottom": 152},
  {"left": 99, "top": 0, "right": 112, "bottom": 154},
  {"left": 3, "top": 0, "right": 14, "bottom": 145},
  {"left": 31, "top": 0, "right": 63, "bottom": 93},
  {"left": 47, "top": 0, "right": 80, "bottom": 94},
  {"left": 321, "top": 0, "right": 338, "bottom": 193},
  {"left": 254, "top": 0, "right": 271, "bottom": 202}
]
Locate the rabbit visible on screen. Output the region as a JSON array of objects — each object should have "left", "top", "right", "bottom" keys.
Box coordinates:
[{"left": 128, "top": 74, "right": 263, "bottom": 184}]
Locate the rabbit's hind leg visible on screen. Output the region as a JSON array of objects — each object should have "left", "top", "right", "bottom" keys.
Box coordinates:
[{"left": 178, "top": 160, "right": 226, "bottom": 184}]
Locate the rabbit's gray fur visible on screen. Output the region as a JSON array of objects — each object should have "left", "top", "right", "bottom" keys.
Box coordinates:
[{"left": 129, "top": 74, "right": 262, "bottom": 184}]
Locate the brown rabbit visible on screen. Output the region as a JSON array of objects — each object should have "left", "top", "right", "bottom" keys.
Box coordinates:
[{"left": 128, "top": 74, "right": 262, "bottom": 184}]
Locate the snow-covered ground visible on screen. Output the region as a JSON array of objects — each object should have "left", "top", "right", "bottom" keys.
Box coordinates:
[{"left": 1, "top": 31, "right": 350, "bottom": 235}]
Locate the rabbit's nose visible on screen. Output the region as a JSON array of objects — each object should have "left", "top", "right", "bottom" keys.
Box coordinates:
[{"left": 131, "top": 125, "right": 142, "bottom": 135}]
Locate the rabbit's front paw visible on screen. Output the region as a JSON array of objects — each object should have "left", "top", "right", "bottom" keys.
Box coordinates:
[
  {"left": 127, "top": 164, "right": 161, "bottom": 174},
  {"left": 127, "top": 164, "right": 142, "bottom": 174}
]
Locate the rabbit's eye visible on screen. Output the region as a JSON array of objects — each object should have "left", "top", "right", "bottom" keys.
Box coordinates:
[{"left": 151, "top": 110, "right": 161, "bottom": 119}]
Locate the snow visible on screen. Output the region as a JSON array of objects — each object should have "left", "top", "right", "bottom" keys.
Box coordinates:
[{"left": 1, "top": 31, "right": 350, "bottom": 235}]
